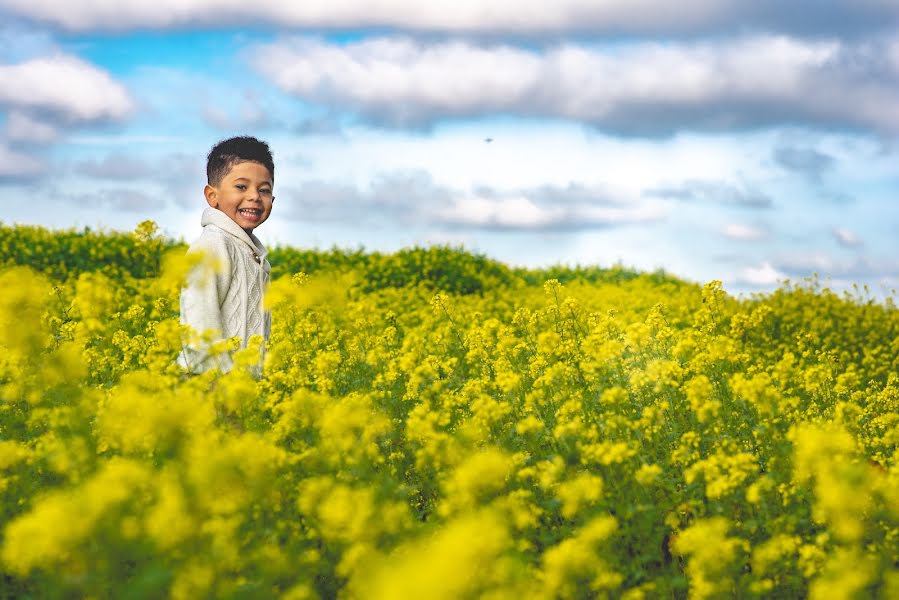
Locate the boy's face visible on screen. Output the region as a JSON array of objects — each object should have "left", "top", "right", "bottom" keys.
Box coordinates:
[{"left": 204, "top": 160, "right": 274, "bottom": 234}]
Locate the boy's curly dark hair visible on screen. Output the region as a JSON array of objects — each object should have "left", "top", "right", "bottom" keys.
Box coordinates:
[{"left": 206, "top": 136, "right": 274, "bottom": 186}]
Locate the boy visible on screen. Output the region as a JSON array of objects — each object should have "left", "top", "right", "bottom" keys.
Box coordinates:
[{"left": 179, "top": 136, "right": 275, "bottom": 374}]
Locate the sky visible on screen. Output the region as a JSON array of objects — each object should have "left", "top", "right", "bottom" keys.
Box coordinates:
[{"left": 0, "top": 1, "right": 897, "bottom": 297}]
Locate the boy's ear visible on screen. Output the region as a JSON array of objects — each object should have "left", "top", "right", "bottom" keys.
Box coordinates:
[{"left": 204, "top": 184, "right": 218, "bottom": 208}]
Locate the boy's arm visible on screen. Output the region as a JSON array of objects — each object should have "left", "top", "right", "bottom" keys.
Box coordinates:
[{"left": 179, "top": 237, "right": 233, "bottom": 373}]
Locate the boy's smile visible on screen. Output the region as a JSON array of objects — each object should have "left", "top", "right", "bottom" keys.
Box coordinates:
[{"left": 204, "top": 160, "right": 274, "bottom": 234}]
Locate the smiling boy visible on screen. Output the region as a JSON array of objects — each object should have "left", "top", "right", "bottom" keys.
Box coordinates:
[{"left": 179, "top": 136, "right": 275, "bottom": 374}]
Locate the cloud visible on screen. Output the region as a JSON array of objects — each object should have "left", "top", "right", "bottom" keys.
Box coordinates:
[
  {"left": 280, "top": 170, "right": 452, "bottom": 225},
  {"left": 524, "top": 183, "right": 625, "bottom": 207},
  {"left": 722, "top": 223, "right": 769, "bottom": 241},
  {"left": 141, "top": 153, "right": 205, "bottom": 209},
  {"left": 773, "top": 145, "right": 835, "bottom": 182},
  {"left": 738, "top": 261, "right": 788, "bottom": 286},
  {"left": 3, "top": 110, "right": 59, "bottom": 143},
  {"left": 200, "top": 89, "right": 275, "bottom": 131},
  {"left": 291, "top": 115, "right": 345, "bottom": 137},
  {"left": 734, "top": 253, "right": 899, "bottom": 296},
  {"left": 281, "top": 180, "right": 382, "bottom": 224},
  {"left": 249, "top": 34, "right": 899, "bottom": 135},
  {"left": 44, "top": 186, "right": 155, "bottom": 212},
  {"left": 0, "top": 142, "right": 45, "bottom": 179},
  {"left": 647, "top": 180, "right": 773, "bottom": 208},
  {"left": 67, "top": 134, "right": 186, "bottom": 146},
  {"left": 0, "top": 52, "right": 133, "bottom": 186},
  {"left": 817, "top": 190, "right": 854, "bottom": 204},
  {"left": 832, "top": 227, "right": 862, "bottom": 248},
  {"left": 2, "top": 1, "right": 896, "bottom": 37},
  {"left": 773, "top": 252, "right": 899, "bottom": 279},
  {"left": 75, "top": 153, "right": 157, "bottom": 180},
  {"left": 0, "top": 54, "right": 133, "bottom": 122},
  {"left": 201, "top": 106, "right": 231, "bottom": 130},
  {"left": 66, "top": 151, "right": 205, "bottom": 209},
  {"left": 278, "top": 172, "right": 663, "bottom": 231},
  {"left": 773, "top": 252, "right": 837, "bottom": 275},
  {"left": 435, "top": 193, "right": 665, "bottom": 231}
]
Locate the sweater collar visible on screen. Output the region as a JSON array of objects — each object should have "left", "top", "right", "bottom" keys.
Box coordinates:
[{"left": 201, "top": 207, "right": 268, "bottom": 260}]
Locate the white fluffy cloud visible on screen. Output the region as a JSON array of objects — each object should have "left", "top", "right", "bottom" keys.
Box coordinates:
[
  {"left": 1, "top": 0, "right": 896, "bottom": 35},
  {"left": 250, "top": 35, "right": 899, "bottom": 134},
  {"left": 0, "top": 54, "right": 133, "bottom": 122},
  {"left": 738, "top": 262, "right": 788, "bottom": 286},
  {"left": 0, "top": 52, "right": 133, "bottom": 185}
]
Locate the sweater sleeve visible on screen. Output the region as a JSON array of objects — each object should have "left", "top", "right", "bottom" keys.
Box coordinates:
[{"left": 179, "top": 235, "right": 233, "bottom": 373}]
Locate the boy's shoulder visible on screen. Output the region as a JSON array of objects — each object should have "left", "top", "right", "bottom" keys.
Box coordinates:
[
  {"left": 198, "top": 208, "right": 266, "bottom": 249},
  {"left": 187, "top": 221, "right": 270, "bottom": 271},
  {"left": 186, "top": 222, "right": 237, "bottom": 259},
  {"left": 188, "top": 208, "right": 269, "bottom": 271}
]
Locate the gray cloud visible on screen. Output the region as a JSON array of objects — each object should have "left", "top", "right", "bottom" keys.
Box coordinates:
[
  {"left": 291, "top": 115, "right": 346, "bottom": 138},
  {"left": 730, "top": 268, "right": 899, "bottom": 299},
  {"left": 773, "top": 253, "right": 899, "bottom": 279},
  {"left": 156, "top": 154, "right": 206, "bottom": 209},
  {"left": 0, "top": 142, "right": 45, "bottom": 181},
  {"left": 200, "top": 90, "right": 278, "bottom": 131},
  {"left": 279, "top": 170, "right": 451, "bottom": 225},
  {"left": 44, "top": 185, "right": 155, "bottom": 212},
  {"left": 278, "top": 172, "right": 664, "bottom": 232},
  {"left": 733, "top": 251, "right": 899, "bottom": 292},
  {"left": 524, "top": 183, "right": 623, "bottom": 207},
  {"left": 646, "top": 180, "right": 773, "bottom": 208},
  {"left": 3, "top": 110, "right": 59, "bottom": 144},
  {"left": 1, "top": 1, "right": 896, "bottom": 38},
  {"left": 774, "top": 145, "right": 836, "bottom": 182},
  {"left": 280, "top": 180, "right": 373, "bottom": 224},
  {"left": 832, "top": 227, "right": 862, "bottom": 248},
  {"left": 69, "top": 151, "right": 205, "bottom": 209},
  {"left": 434, "top": 196, "right": 664, "bottom": 232},
  {"left": 250, "top": 34, "right": 899, "bottom": 136},
  {"left": 93, "top": 189, "right": 155, "bottom": 212},
  {"left": 817, "top": 190, "right": 855, "bottom": 204},
  {"left": 75, "top": 153, "right": 156, "bottom": 180}
]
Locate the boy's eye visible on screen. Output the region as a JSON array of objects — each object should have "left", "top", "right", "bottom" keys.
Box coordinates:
[
  {"left": 259, "top": 189, "right": 273, "bottom": 198},
  {"left": 236, "top": 184, "right": 247, "bottom": 191}
]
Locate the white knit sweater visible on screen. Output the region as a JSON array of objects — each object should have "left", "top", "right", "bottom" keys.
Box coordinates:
[{"left": 179, "top": 207, "right": 272, "bottom": 373}]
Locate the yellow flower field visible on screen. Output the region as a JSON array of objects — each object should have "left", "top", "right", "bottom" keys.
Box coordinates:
[{"left": 1, "top": 222, "right": 898, "bottom": 599}]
